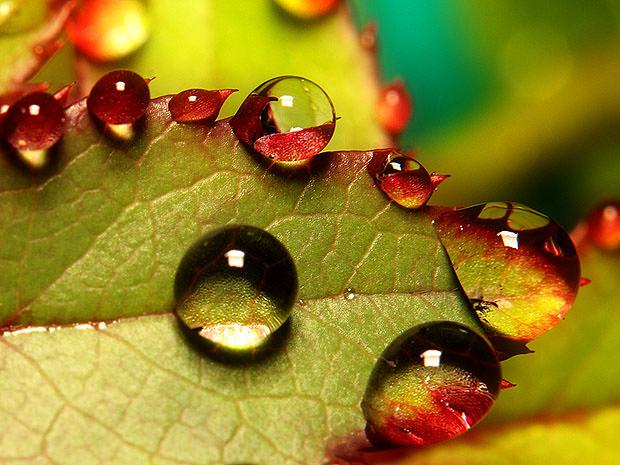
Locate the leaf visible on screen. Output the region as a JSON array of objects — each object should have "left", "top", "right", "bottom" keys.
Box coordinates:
[
  {"left": 0, "top": 0, "right": 72, "bottom": 94},
  {"left": 0, "top": 97, "right": 479, "bottom": 465}
]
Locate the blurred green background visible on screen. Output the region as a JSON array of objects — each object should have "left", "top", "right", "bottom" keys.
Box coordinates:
[{"left": 350, "top": 0, "right": 620, "bottom": 227}]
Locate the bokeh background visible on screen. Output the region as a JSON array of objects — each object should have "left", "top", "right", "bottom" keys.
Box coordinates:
[{"left": 350, "top": 0, "right": 620, "bottom": 227}]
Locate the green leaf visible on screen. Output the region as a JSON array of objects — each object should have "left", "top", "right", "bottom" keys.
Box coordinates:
[{"left": 0, "top": 97, "right": 479, "bottom": 464}]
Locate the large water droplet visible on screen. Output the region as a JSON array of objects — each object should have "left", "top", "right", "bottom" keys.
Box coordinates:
[
  {"left": 87, "top": 70, "right": 150, "bottom": 139},
  {"left": 168, "top": 88, "right": 236, "bottom": 124},
  {"left": 1, "top": 91, "right": 64, "bottom": 169},
  {"left": 376, "top": 80, "right": 412, "bottom": 136},
  {"left": 273, "top": 0, "right": 340, "bottom": 19},
  {"left": 174, "top": 225, "right": 297, "bottom": 351},
  {"left": 66, "top": 0, "right": 149, "bottom": 62},
  {"left": 0, "top": 0, "right": 46, "bottom": 34},
  {"left": 362, "top": 321, "right": 500, "bottom": 447},
  {"left": 367, "top": 149, "right": 447, "bottom": 209},
  {"left": 230, "top": 75, "right": 335, "bottom": 163},
  {"left": 586, "top": 200, "right": 620, "bottom": 251},
  {"left": 433, "top": 202, "right": 580, "bottom": 346}
]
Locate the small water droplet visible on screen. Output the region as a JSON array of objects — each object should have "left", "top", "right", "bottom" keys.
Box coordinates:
[
  {"left": 0, "top": 0, "right": 45, "bottom": 34},
  {"left": 168, "top": 88, "right": 236, "bottom": 123},
  {"left": 586, "top": 200, "right": 620, "bottom": 250},
  {"left": 359, "top": 21, "right": 377, "bottom": 51},
  {"left": 230, "top": 75, "right": 336, "bottom": 163},
  {"left": 174, "top": 225, "right": 297, "bottom": 351},
  {"left": 376, "top": 80, "right": 412, "bottom": 135},
  {"left": 344, "top": 288, "right": 356, "bottom": 300},
  {"left": 1, "top": 91, "right": 64, "bottom": 169},
  {"left": 367, "top": 149, "right": 445, "bottom": 209},
  {"left": 273, "top": 0, "right": 340, "bottom": 19},
  {"left": 362, "top": 321, "right": 500, "bottom": 447},
  {"left": 66, "top": 0, "right": 149, "bottom": 62},
  {"left": 434, "top": 202, "right": 580, "bottom": 345},
  {"left": 87, "top": 69, "right": 150, "bottom": 137}
]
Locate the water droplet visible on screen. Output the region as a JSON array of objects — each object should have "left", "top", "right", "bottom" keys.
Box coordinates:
[
  {"left": 376, "top": 80, "right": 412, "bottom": 135},
  {"left": 433, "top": 202, "right": 581, "bottom": 346},
  {"left": 344, "top": 288, "right": 356, "bottom": 300},
  {"left": 586, "top": 200, "right": 620, "bottom": 250},
  {"left": 362, "top": 321, "right": 500, "bottom": 447},
  {"left": 1, "top": 91, "right": 64, "bottom": 168},
  {"left": 230, "top": 75, "right": 336, "bottom": 163},
  {"left": 168, "top": 88, "right": 236, "bottom": 123},
  {"left": 0, "top": 0, "right": 46, "bottom": 34},
  {"left": 273, "top": 0, "right": 340, "bottom": 19},
  {"left": 367, "top": 149, "right": 447, "bottom": 209},
  {"left": 359, "top": 21, "right": 377, "bottom": 52},
  {"left": 174, "top": 225, "right": 297, "bottom": 351},
  {"left": 66, "top": 0, "right": 149, "bottom": 62},
  {"left": 87, "top": 70, "right": 150, "bottom": 138}
]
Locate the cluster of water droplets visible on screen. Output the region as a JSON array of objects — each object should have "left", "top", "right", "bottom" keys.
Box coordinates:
[{"left": 0, "top": 65, "right": 589, "bottom": 452}]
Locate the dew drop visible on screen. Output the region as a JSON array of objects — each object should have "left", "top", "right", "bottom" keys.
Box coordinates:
[
  {"left": 87, "top": 69, "right": 150, "bottom": 137},
  {"left": 66, "top": 0, "right": 149, "bottom": 62},
  {"left": 367, "top": 149, "right": 446, "bottom": 209},
  {"left": 343, "top": 288, "right": 356, "bottom": 300},
  {"left": 362, "top": 322, "right": 501, "bottom": 447},
  {"left": 1, "top": 91, "right": 64, "bottom": 168},
  {"left": 585, "top": 200, "right": 620, "bottom": 250},
  {"left": 230, "top": 75, "right": 336, "bottom": 163},
  {"left": 376, "top": 80, "right": 412, "bottom": 136},
  {"left": 174, "top": 225, "right": 297, "bottom": 351},
  {"left": 273, "top": 0, "right": 340, "bottom": 19},
  {"left": 433, "top": 202, "right": 581, "bottom": 346},
  {"left": 168, "top": 88, "right": 236, "bottom": 123}
]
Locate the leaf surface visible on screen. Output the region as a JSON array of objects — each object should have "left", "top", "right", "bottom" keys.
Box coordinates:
[{"left": 0, "top": 97, "right": 478, "bottom": 465}]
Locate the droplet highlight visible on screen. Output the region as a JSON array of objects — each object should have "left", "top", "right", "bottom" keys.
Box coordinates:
[
  {"left": 433, "top": 202, "right": 581, "bottom": 347},
  {"left": 168, "top": 88, "right": 236, "bottom": 124},
  {"left": 87, "top": 69, "right": 150, "bottom": 139},
  {"left": 174, "top": 225, "right": 297, "bottom": 351},
  {"left": 362, "top": 321, "right": 501, "bottom": 447},
  {"left": 1, "top": 91, "right": 64, "bottom": 168},
  {"left": 586, "top": 200, "right": 620, "bottom": 250},
  {"left": 376, "top": 80, "right": 412, "bottom": 136},
  {"left": 273, "top": 0, "right": 340, "bottom": 19},
  {"left": 230, "top": 75, "right": 336, "bottom": 163},
  {"left": 66, "top": 0, "right": 149, "bottom": 62},
  {"left": 343, "top": 288, "right": 356, "bottom": 300},
  {"left": 367, "top": 149, "right": 447, "bottom": 209}
]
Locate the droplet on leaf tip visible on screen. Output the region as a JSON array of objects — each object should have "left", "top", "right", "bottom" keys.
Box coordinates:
[
  {"left": 174, "top": 225, "right": 297, "bottom": 352},
  {"left": 168, "top": 88, "right": 236, "bottom": 124},
  {"left": 1, "top": 91, "right": 64, "bottom": 169},
  {"left": 362, "top": 322, "right": 501, "bottom": 447},
  {"left": 273, "top": 0, "right": 340, "bottom": 20},
  {"left": 66, "top": 0, "right": 149, "bottom": 63},
  {"left": 87, "top": 69, "right": 150, "bottom": 138},
  {"left": 585, "top": 200, "right": 620, "bottom": 251},
  {"left": 434, "top": 202, "right": 581, "bottom": 347},
  {"left": 230, "top": 75, "right": 335, "bottom": 164},
  {"left": 376, "top": 80, "right": 412, "bottom": 136},
  {"left": 367, "top": 149, "right": 439, "bottom": 209}
]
